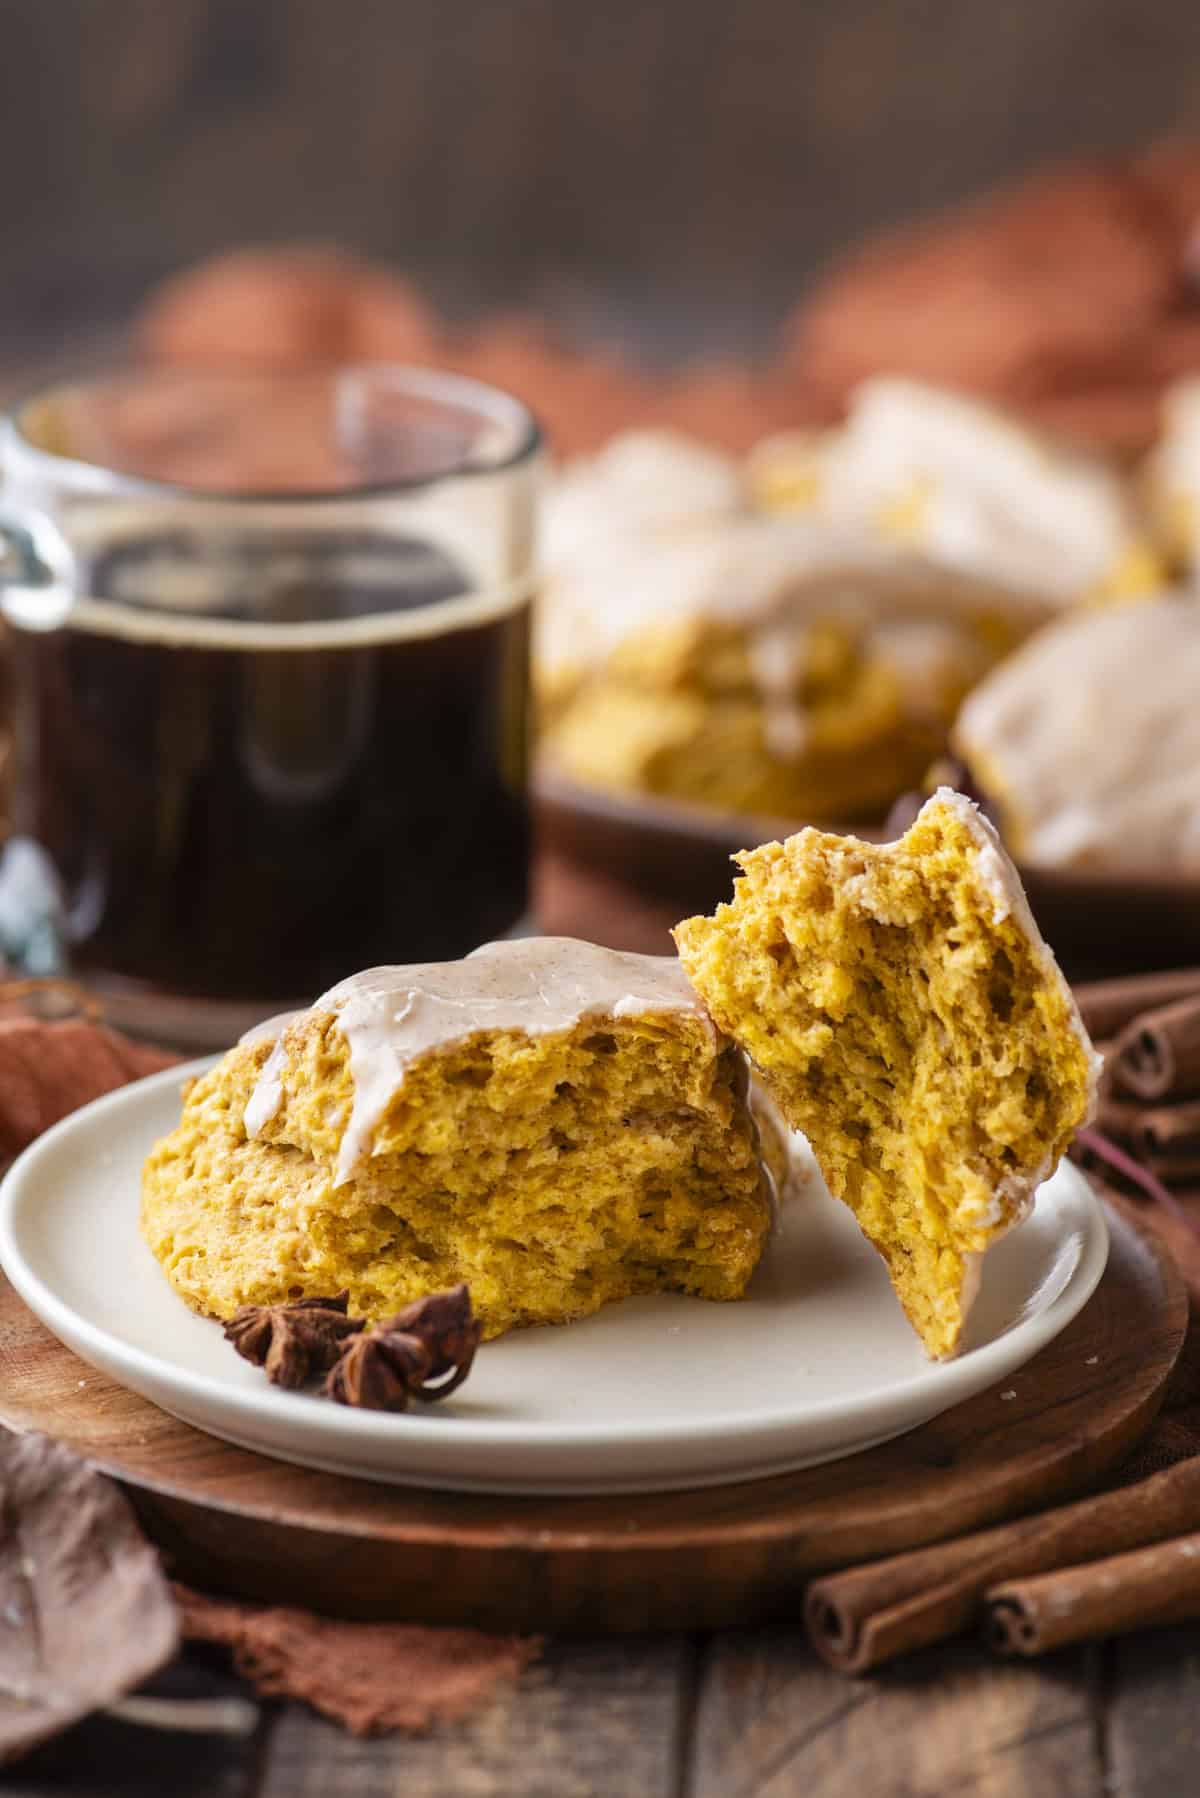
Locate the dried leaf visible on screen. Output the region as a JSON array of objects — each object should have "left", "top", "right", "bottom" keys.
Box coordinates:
[
  {"left": 0, "top": 1015, "right": 178, "bottom": 1163},
  {"left": 178, "top": 1585, "right": 539, "bottom": 1736},
  {"left": 0, "top": 1431, "right": 179, "bottom": 1763}
]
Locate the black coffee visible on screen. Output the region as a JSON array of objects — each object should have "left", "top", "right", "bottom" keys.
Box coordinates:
[{"left": 6, "top": 528, "right": 530, "bottom": 1001}]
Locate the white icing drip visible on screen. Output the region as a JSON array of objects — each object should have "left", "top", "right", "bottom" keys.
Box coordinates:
[
  {"left": 972, "top": 841, "right": 1014, "bottom": 925},
  {"left": 816, "top": 378, "right": 1143, "bottom": 602},
  {"left": 242, "top": 937, "right": 714, "bottom": 1186},
  {"left": 239, "top": 1007, "right": 306, "bottom": 1134},
  {"left": 242, "top": 1040, "right": 285, "bottom": 1136},
  {"left": 239, "top": 1007, "right": 305, "bottom": 1048},
  {"left": 748, "top": 622, "right": 812, "bottom": 761}
]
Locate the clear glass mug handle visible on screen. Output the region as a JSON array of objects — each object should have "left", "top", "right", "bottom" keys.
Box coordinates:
[
  {"left": 0, "top": 503, "right": 75, "bottom": 976},
  {"left": 0, "top": 505, "right": 73, "bottom": 629}
]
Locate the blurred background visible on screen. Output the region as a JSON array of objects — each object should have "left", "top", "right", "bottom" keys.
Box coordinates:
[
  {"left": 4, "top": 0, "right": 1200, "bottom": 370},
  {"left": 2, "top": 0, "right": 1200, "bottom": 1002}
]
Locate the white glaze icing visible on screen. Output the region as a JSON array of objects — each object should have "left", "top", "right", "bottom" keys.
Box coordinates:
[
  {"left": 242, "top": 1042, "right": 285, "bottom": 1136},
  {"left": 535, "top": 410, "right": 1088, "bottom": 786},
  {"left": 927, "top": 787, "right": 1103, "bottom": 1128},
  {"left": 540, "top": 429, "right": 743, "bottom": 571},
  {"left": 239, "top": 1008, "right": 305, "bottom": 1136},
  {"left": 953, "top": 597, "right": 1200, "bottom": 872},
  {"left": 535, "top": 503, "right": 1049, "bottom": 739},
  {"left": 243, "top": 937, "right": 715, "bottom": 1185},
  {"left": 816, "top": 378, "right": 1145, "bottom": 602},
  {"left": 971, "top": 839, "right": 1015, "bottom": 926},
  {"left": 1148, "top": 377, "right": 1200, "bottom": 559}
]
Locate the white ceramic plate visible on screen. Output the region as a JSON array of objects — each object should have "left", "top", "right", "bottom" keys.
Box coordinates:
[{"left": 0, "top": 1060, "right": 1108, "bottom": 1495}]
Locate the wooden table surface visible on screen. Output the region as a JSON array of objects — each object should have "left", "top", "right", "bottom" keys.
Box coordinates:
[{"left": 9, "top": 1613, "right": 1200, "bottom": 1796}]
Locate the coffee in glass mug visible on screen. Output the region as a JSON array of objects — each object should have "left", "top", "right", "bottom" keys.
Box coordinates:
[{"left": 0, "top": 367, "right": 540, "bottom": 1044}]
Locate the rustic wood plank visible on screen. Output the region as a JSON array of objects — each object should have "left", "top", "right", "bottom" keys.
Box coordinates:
[
  {"left": 1106, "top": 1625, "right": 1200, "bottom": 1797},
  {"left": 689, "top": 1630, "right": 1103, "bottom": 1798},
  {"left": 0, "top": 1653, "right": 262, "bottom": 1798},
  {"left": 256, "top": 1636, "right": 693, "bottom": 1798}
]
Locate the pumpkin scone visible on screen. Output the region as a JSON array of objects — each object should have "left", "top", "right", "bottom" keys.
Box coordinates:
[
  {"left": 748, "top": 378, "right": 1159, "bottom": 605},
  {"left": 674, "top": 791, "right": 1100, "bottom": 1358},
  {"left": 953, "top": 596, "right": 1200, "bottom": 872},
  {"left": 141, "top": 938, "right": 774, "bottom": 1339}
]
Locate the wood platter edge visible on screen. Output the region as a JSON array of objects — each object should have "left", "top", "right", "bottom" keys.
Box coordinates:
[{"left": 0, "top": 1194, "right": 1184, "bottom": 1633}]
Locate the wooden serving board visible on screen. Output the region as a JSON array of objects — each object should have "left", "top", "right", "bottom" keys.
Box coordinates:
[{"left": 0, "top": 1196, "right": 1184, "bottom": 1634}]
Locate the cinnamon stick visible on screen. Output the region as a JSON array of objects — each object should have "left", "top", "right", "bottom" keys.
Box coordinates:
[
  {"left": 1094, "top": 1092, "right": 1149, "bottom": 1143},
  {"left": 804, "top": 1457, "right": 1200, "bottom": 1673},
  {"left": 1114, "top": 995, "right": 1200, "bottom": 1102},
  {"left": 1134, "top": 1100, "right": 1200, "bottom": 1165},
  {"left": 1145, "top": 1158, "right": 1200, "bottom": 1185},
  {"left": 1075, "top": 970, "right": 1200, "bottom": 1044},
  {"left": 985, "top": 1533, "right": 1200, "bottom": 1656}
]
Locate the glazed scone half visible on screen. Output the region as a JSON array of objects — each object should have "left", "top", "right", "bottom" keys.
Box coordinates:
[
  {"left": 953, "top": 596, "right": 1200, "bottom": 870},
  {"left": 537, "top": 429, "right": 744, "bottom": 713},
  {"left": 748, "top": 378, "right": 1160, "bottom": 605},
  {"left": 141, "top": 939, "right": 774, "bottom": 1339},
  {"left": 539, "top": 511, "right": 1046, "bottom": 821},
  {"left": 674, "top": 791, "right": 1100, "bottom": 1359}
]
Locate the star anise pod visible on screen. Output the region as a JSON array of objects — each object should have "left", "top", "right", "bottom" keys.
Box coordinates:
[
  {"left": 323, "top": 1327, "right": 432, "bottom": 1411},
  {"left": 324, "top": 1283, "right": 482, "bottom": 1411},
  {"left": 223, "top": 1292, "right": 364, "bottom": 1389},
  {"left": 385, "top": 1284, "right": 482, "bottom": 1397}
]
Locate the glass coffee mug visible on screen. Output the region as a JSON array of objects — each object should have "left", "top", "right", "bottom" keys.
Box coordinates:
[{"left": 0, "top": 367, "right": 541, "bottom": 1045}]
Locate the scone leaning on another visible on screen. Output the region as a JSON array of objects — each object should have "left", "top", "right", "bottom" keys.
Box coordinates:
[
  {"left": 674, "top": 791, "right": 1101, "bottom": 1359},
  {"left": 141, "top": 939, "right": 775, "bottom": 1339},
  {"left": 953, "top": 595, "right": 1200, "bottom": 871}
]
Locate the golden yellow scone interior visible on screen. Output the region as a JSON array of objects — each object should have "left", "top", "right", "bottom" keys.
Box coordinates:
[
  {"left": 141, "top": 939, "right": 773, "bottom": 1339},
  {"left": 536, "top": 500, "right": 1046, "bottom": 824},
  {"left": 674, "top": 791, "right": 1099, "bottom": 1358}
]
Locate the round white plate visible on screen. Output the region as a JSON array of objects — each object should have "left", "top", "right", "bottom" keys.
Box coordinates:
[{"left": 0, "top": 1059, "right": 1108, "bottom": 1495}]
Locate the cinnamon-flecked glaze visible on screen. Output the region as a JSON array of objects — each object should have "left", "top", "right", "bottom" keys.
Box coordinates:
[
  {"left": 246, "top": 938, "right": 713, "bottom": 1184},
  {"left": 954, "top": 598, "right": 1200, "bottom": 870}
]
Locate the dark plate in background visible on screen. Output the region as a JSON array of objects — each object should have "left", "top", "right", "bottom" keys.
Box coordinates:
[{"left": 536, "top": 768, "right": 1200, "bottom": 984}]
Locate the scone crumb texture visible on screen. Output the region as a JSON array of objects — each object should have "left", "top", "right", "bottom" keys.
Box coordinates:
[
  {"left": 141, "top": 939, "right": 774, "bottom": 1340},
  {"left": 674, "top": 790, "right": 1099, "bottom": 1358}
]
